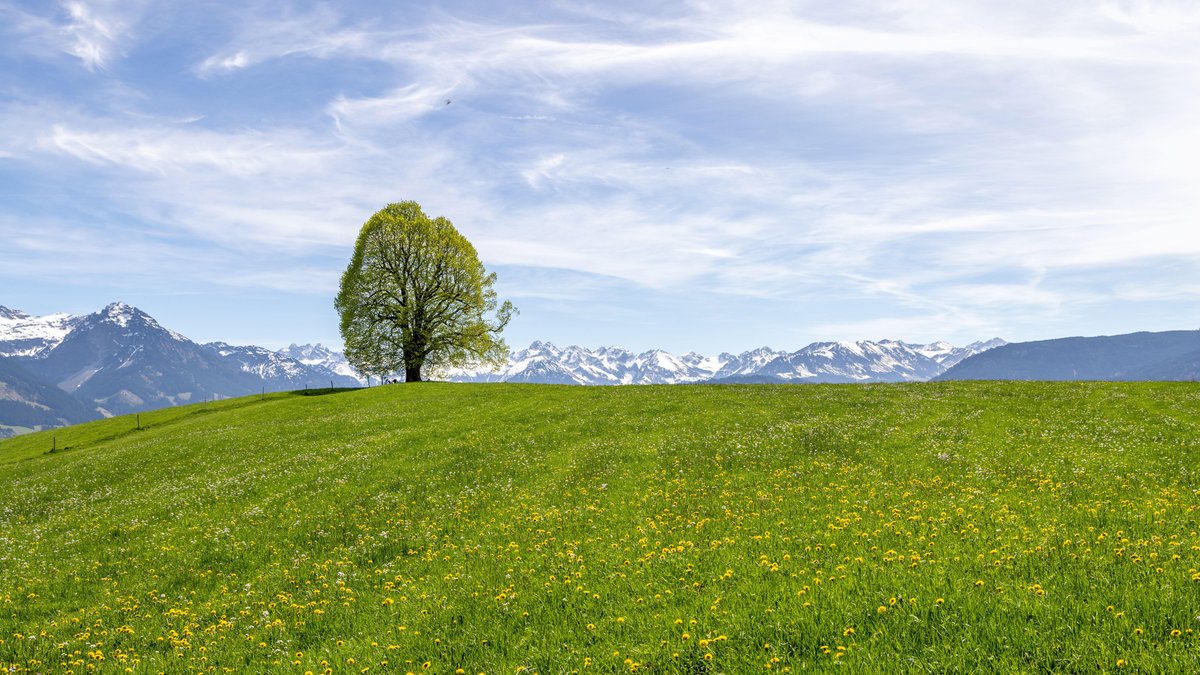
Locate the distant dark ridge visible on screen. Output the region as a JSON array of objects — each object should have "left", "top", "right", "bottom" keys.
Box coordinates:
[
  {"left": 1135, "top": 348, "right": 1200, "bottom": 381},
  {"left": 936, "top": 330, "right": 1200, "bottom": 381},
  {"left": 0, "top": 358, "right": 101, "bottom": 429}
]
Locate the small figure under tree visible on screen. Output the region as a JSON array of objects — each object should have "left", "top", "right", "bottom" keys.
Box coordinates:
[{"left": 335, "top": 201, "right": 515, "bottom": 382}]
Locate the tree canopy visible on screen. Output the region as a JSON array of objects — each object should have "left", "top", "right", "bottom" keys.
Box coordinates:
[{"left": 335, "top": 201, "right": 515, "bottom": 382}]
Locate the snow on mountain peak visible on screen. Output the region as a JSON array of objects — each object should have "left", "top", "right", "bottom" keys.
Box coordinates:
[
  {"left": 0, "top": 306, "right": 32, "bottom": 321},
  {"left": 278, "top": 343, "right": 363, "bottom": 382},
  {"left": 83, "top": 302, "right": 189, "bottom": 342},
  {"left": 447, "top": 337, "right": 1007, "bottom": 385},
  {"left": 0, "top": 306, "right": 80, "bottom": 358},
  {"left": 100, "top": 301, "right": 141, "bottom": 327}
]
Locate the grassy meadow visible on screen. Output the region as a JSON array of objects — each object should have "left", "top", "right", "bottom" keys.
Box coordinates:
[{"left": 1, "top": 381, "right": 1199, "bottom": 673}]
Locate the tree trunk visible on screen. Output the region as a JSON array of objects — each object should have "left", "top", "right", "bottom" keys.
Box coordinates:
[{"left": 405, "top": 366, "right": 423, "bottom": 382}]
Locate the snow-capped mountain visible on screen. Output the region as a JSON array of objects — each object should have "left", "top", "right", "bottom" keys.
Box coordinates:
[
  {"left": 21, "top": 302, "right": 257, "bottom": 416},
  {"left": 782, "top": 340, "right": 943, "bottom": 382},
  {"left": 449, "top": 341, "right": 726, "bottom": 385},
  {"left": 0, "top": 305, "right": 81, "bottom": 358},
  {"left": 278, "top": 343, "right": 363, "bottom": 382},
  {"left": 445, "top": 338, "right": 1009, "bottom": 385},
  {"left": 707, "top": 339, "right": 1002, "bottom": 383},
  {"left": 711, "top": 347, "right": 789, "bottom": 381},
  {"left": 205, "top": 342, "right": 360, "bottom": 390},
  {"left": 910, "top": 338, "right": 1008, "bottom": 369},
  {"left": 0, "top": 302, "right": 362, "bottom": 427}
]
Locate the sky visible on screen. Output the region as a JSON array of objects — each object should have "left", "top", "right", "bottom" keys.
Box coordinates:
[{"left": 1, "top": 0, "right": 1199, "bottom": 355}]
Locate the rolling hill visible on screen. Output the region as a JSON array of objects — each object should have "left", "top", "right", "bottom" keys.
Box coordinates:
[{"left": 3, "top": 381, "right": 1199, "bottom": 672}]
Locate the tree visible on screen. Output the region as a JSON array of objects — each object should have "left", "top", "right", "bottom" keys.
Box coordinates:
[{"left": 335, "top": 201, "right": 515, "bottom": 382}]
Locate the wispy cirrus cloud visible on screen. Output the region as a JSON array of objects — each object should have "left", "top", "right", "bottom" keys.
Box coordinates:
[
  {"left": 192, "top": 5, "right": 381, "bottom": 77},
  {"left": 60, "top": 0, "right": 120, "bottom": 70},
  {"left": 0, "top": 0, "right": 147, "bottom": 70},
  {"left": 44, "top": 122, "right": 339, "bottom": 177}
]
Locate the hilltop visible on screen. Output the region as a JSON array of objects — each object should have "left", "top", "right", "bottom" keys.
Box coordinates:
[{"left": 3, "top": 382, "right": 1200, "bottom": 672}]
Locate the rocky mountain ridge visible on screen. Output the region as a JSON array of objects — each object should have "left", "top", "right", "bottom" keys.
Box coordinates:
[
  {"left": 0, "top": 303, "right": 359, "bottom": 432},
  {"left": 442, "top": 338, "right": 1007, "bottom": 385}
]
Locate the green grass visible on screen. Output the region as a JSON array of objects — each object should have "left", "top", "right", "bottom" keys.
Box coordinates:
[{"left": 1, "top": 381, "right": 1199, "bottom": 673}]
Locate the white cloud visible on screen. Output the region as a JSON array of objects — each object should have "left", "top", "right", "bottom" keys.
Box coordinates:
[
  {"left": 327, "top": 83, "right": 460, "bottom": 130},
  {"left": 196, "top": 50, "right": 248, "bottom": 73},
  {"left": 520, "top": 153, "right": 566, "bottom": 188},
  {"left": 1101, "top": 0, "right": 1200, "bottom": 34},
  {"left": 0, "top": 0, "right": 150, "bottom": 70},
  {"left": 61, "top": 1, "right": 115, "bottom": 69},
  {"left": 44, "top": 122, "right": 339, "bottom": 176},
  {"left": 192, "top": 6, "right": 379, "bottom": 77}
]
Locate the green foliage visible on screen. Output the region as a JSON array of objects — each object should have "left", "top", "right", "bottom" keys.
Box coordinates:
[
  {"left": 335, "top": 201, "right": 515, "bottom": 381},
  {"left": 2, "top": 381, "right": 1200, "bottom": 672}
]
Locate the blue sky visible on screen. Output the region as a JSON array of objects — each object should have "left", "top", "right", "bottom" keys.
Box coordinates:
[{"left": 2, "top": 0, "right": 1198, "bottom": 354}]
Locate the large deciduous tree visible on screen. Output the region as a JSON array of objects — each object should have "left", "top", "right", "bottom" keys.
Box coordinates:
[{"left": 335, "top": 201, "right": 515, "bottom": 382}]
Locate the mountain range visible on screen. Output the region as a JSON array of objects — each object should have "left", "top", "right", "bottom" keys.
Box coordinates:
[
  {"left": 8, "top": 300, "right": 1194, "bottom": 438},
  {"left": 0, "top": 302, "right": 359, "bottom": 436},
  {"left": 0, "top": 301, "right": 1012, "bottom": 435},
  {"left": 444, "top": 338, "right": 1007, "bottom": 385}
]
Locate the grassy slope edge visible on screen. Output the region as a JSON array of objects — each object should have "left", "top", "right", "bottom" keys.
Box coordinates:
[{"left": 1, "top": 382, "right": 1199, "bottom": 673}]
